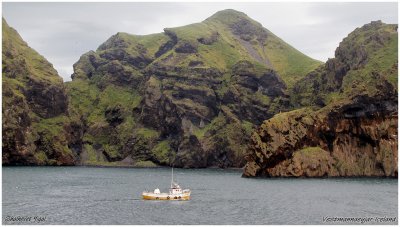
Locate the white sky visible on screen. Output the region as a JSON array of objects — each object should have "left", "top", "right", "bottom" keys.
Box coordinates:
[{"left": 2, "top": 2, "right": 398, "bottom": 81}]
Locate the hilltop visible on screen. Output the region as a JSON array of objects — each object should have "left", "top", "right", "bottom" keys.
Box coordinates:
[
  {"left": 66, "top": 9, "right": 321, "bottom": 168},
  {"left": 243, "top": 21, "right": 398, "bottom": 177}
]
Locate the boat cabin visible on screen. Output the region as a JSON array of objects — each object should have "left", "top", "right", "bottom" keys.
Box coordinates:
[{"left": 169, "top": 182, "right": 182, "bottom": 194}]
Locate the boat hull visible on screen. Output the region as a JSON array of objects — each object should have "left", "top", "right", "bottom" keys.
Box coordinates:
[{"left": 142, "top": 193, "right": 190, "bottom": 201}]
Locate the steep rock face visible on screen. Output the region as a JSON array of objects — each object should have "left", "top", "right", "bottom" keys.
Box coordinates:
[
  {"left": 244, "top": 90, "right": 397, "bottom": 177},
  {"left": 2, "top": 19, "right": 75, "bottom": 165},
  {"left": 244, "top": 21, "right": 398, "bottom": 177},
  {"left": 67, "top": 9, "right": 319, "bottom": 168}
]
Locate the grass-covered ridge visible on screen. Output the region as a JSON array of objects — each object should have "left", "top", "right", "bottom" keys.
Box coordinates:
[
  {"left": 164, "top": 9, "right": 322, "bottom": 85},
  {"left": 2, "top": 18, "right": 63, "bottom": 85},
  {"left": 3, "top": 18, "right": 73, "bottom": 165},
  {"left": 291, "top": 21, "right": 398, "bottom": 108},
  {"left": 85, "top": 9, "right": 321, "bottom": 87}
]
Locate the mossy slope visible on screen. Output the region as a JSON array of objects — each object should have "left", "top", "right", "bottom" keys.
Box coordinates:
[
  {"left": 2, "top": 18, "right": 75, "bottom": 165},
  {"left": 292, "top": 21, "right": 397, "bottom": 107}
]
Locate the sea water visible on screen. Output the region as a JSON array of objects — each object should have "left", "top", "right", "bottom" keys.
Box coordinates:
[{"left": 2, "top": 167, "right": 398, "bottom": 224}]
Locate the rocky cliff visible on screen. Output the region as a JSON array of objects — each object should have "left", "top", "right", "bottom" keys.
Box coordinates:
[
  {"left": 243, "top": 21, "right": 398, "bottom": 177},
  {"left": 2, "top": 18, "right": 76, "bottom": 165},
  {"left": 3, "top": 13, "right": 397, "bottom": 175},
  {"left": 66, "top": 9, "right": 320, "bottom": 168}
]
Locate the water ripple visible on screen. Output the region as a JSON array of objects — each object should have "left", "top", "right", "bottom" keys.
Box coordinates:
[{"left": 2, "top": 167, "right": 398, "bottom": 225}]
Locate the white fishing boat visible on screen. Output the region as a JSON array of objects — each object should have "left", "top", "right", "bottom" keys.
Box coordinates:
[{"left": 142, "top": 168, "right": 191, "bottom": 200}]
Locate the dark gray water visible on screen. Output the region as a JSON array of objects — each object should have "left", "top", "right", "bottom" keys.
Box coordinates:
[{"left": 2, "top": 167, "right": 398, "bottom": 224}]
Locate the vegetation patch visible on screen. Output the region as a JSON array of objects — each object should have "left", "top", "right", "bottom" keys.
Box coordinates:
[
  {"left": 151, "top": 140, "right": 174, "bottom": 165},
  {"left": 134, "top": 160, "right": 158, "bottom": 168}
]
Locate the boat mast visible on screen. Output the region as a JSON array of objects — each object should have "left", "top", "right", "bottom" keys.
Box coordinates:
[{"left": 171, "top": 167, "right": 174, "bottom": 188}]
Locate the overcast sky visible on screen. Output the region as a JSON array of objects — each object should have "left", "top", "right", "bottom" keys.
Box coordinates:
[{"left": 3, "top": 2, "right": 398, "bottom": 81}]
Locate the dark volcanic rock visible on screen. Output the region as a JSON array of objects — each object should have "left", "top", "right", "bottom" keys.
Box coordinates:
[
  {"left": 140, "top": 76, "right": 183, "bottom": 137},
  {"left": 105, "top": 104, "right": 124, "bottom": 126},
  {"left": 25, "top": 78, "right": 68, "bottom": 118},
  {"left": 175, "top": 41, "right": 198, "bottom": 53},
  {"left": 223, "top": 60, "right": 288, "bottom": 124},
  {"left": 197, "top": 32, "right": 219, "bottom": 45},
  {"left": 155, "top": 29, "right": 178, "bottom": 58},
  {"left": 188, "top": 60, "right": 204, "bottom": 67},
  {"left": 174, "top": 135, "right": 207, "bottom": 168},
  {"left": 230, "top": 18, "right": 268, "bottom": 43},
  {"left": 2, "top": 87, "right": 37, "bottom": 165}
]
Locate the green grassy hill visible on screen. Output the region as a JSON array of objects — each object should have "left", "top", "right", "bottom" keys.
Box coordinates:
[
  {"left": 66, "top": 9, "right": 321, "bottom": 167},
  {"left": 6, "top": 10, "right": 394, "bottom": 172},
  {"left": 244, "top": 21, "right": 398, "bottom": 177}
]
